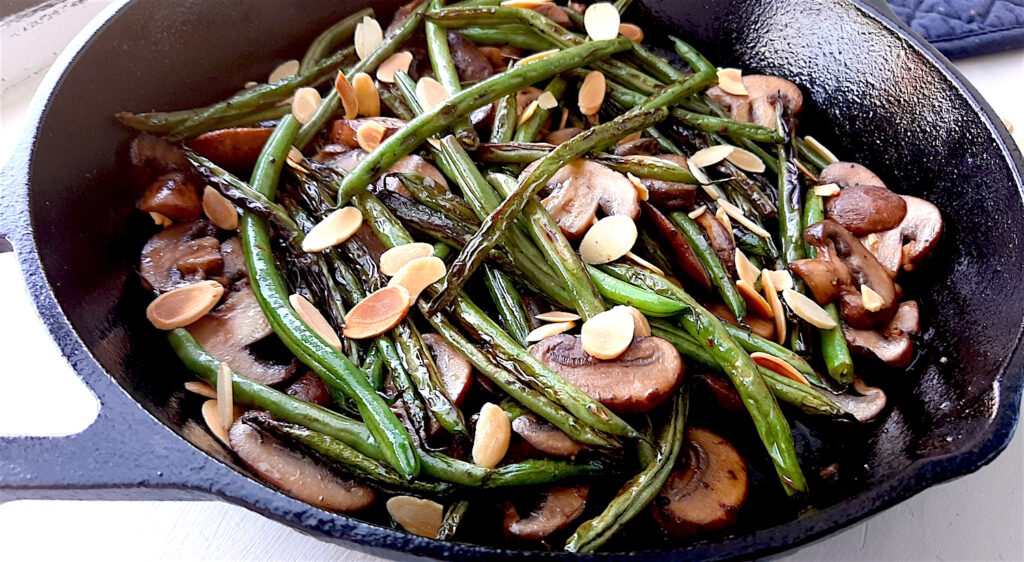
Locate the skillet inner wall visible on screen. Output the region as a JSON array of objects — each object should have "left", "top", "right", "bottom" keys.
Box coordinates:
[{"left": 22, "top": 0, "right": 1024, "bottom": 553}]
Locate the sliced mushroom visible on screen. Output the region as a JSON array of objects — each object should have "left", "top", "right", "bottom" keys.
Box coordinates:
[
  {"left": 329, "top": 117, "right": 406, "bottom": 148},
  {"left": 422, "top": 333, "right": 473, "bottom": 407},
  {"left": 651, "top": 427, "right": 748, "bottom": 537},
  {"left": 789, "top": 220, "right": 898, "bottom": 329},
  {"left": 231, "top": 412, "right": 374, "bottom": 512},
  {"left": 643, "top": 203, "right": 712, "bottom": 292},
  {"left": 843, "top": 300, "right": 919, "bottom": 368},
  {"left": 141, "top": 221, "right": 223, "bottom": 293},
  {"left": 706, "top": 302, "right": 774, "bottom": 341},
  {"left": 315, "top": 145, "right": 448, "bottom": 197},
  {"left": 694, "top": 209, "right": 736, "bottom": 277},
  {"left": 864, "top": 196, "right": 942, "bottom": 277},
  {"left": 526, "top": 159, "right": 640, "bottom": 240},
  {"left": 529, "top": 334, "right": 684, "bottom": 414},
  {"left": 545, "top": 127, "right": 582, "bottom": 145},
  {"left": 824, "top": 184, "right": 907, "bottom": 236},
  {"left": 285, "top": 372, "right": 333, "bottom": 406},
  {"left": 138, "top": 171, "right": 202, "bottom": 222},
  {"left": 614, "top": 137, "right": 660, "bottom": 157},
  {"left": 447, "top": 32, "right": 494, "bottom": 83},
  {"left": 533, "top": 2, "right": 571, "bottom": 25},
  {"left": 130, "top": 134, "right": 190, "bottom": 184},
  {"left": 385, "top": 0, "right": 424, "bottom": 37},
  {"left": 507, "top": 485, "right": 589, "bottom": 540},
  {"left": 707, "top": 75, "right": 803, "bottom": 129},
  {"left": 512, "top": 413, "right": 585, "bottom": 458},
  {"left": 692, "top": 373, "right": 745, "bottom": 414},
  {"left": 188, "top": 282, "right": 298, "bottom": 385},
  {"left": 641, "top": 155, "right": 698, "bottom": 211},
  {"left": 819, "top": 161, "right": 885, "bottom": 189},
  {"left": 826, "top": 376, "right": 888, "bottom": 422},
  {"left": 187, "top": 127, "right": 273, "bottom": 170},
  {"left": 219, "top": 236, "right": 248, "bottom": 285}
]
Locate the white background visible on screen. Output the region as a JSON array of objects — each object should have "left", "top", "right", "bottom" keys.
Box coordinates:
[{"left": 1, "top": 1, "right": 1021, "bottom": 560}]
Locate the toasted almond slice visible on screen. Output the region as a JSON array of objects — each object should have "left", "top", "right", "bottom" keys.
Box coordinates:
[
  {"left": 782, "top": 289, "right": 837, "bottom": 329},
  {"left": 625, "top": 250, "right": 663, "bottom": 276},
  {"left": 726, "top": 147, "right": 766, "bottom": 173},
  {"left": 535, "top": 311, "right": 581, "bottom": 322},
  {"left": 519, "top": 99, "right": 540, "bottom": 125},
  {"left": 426, "top": 137, "right": 443, "bottom": 150},
  {"left": 687, "top": 161, "right": 713, "bottom": 187},
  {"left": 351, "top": 72, "right": 381, "bottom": 117},
  {"left": 581, "top": 307, "right": 634, "bottom": 360},
  {"left": 388, "top": 256, "right": 446, "bottom": 301},
  {"left": 688, "top": 205, "right": 707, "bottom": 219},
  {"left": 751, "top": 352, "right": 809, "bottom": 386},
  {"left": 559, "top": 107, "right": 570, "bottom": 129},
  {"left": 268, "top": 59, "right": 299, "bottom": 84},
  {"left": 700, "top": 182, "right": 721, "bottom": 200},
  {"left": 584, "top": 2, "right": 620, "bottom": 41},
  {"left": 202, "top": 186, "right": 239, "bottom": 230},
  {"left": 860, "top": 284, "right": 884, "bottom": 312},
  {"left": 287, "top": 146, "right": 305, "bottom": 167},
  {"left": 146, "top": 280, "right": 224, "bottom": 330},
  {"left": 290, "top": 294, "right": 342, "bottom": 352},
  {"left": 343, "top": 285, "right": 412, "bottom": 339},
  {"left": 356, "top": 120, "right": 387, "bottom": 152},
  {"left": 150, "top": 212, "right": 173, "bottom": 227},
  {"left": 416, "top": 77, "right": 449, "bottom": 112},
  {"left": 804, "top": 135, "right": 838, "bottom": 165},
  {"left": 734, "top": 250, "right": 759, "bottom": 287},
  {"left": 768, "top": 269, "right": 793, "bottom": 292},
  {"left": 217, "top": 362, "right": 234, "bottom": 431},
  {"left": 613, "top": 305, "right": 650, "bottom": 337},
  {"left": 380, "top": 242, "right": 435, "bottom": 276},
  {"left": 501, "top": 0, "right": 552, "bottom": 7},
  {"left": 813, "top": 183, "right": 841, "bottom": 197},
  {"left": 517, "top": 48, "right": 559, "bottom": 66},
  {"left": 472, "top": 402, "right": 511, "bottom": 468},
  {"left": 736, "top": 279, "right": 773, "bottom": 318},
  {"left": 761, "top": 268, "right": 786, "bottom": 344},
  {"left": 302, "top": 207, "right": 363, "bottom": 252},
  {"left": 718, "top": 199, "right": 772, "bottom": 238},
  {"left": 618, "top": 22, "right": 644, "bottom": 42},
  {"left": 525, "top": 321, "right": 576, "bottom": 342},
  {"left": 291, "top": 87, "right": 322, "bottom": 125},
  {"left": 578, "top": 70, "right": 606, "bottom": 116},
  {"left": 537, "top": 91, "right": 558, "bottom": 110},
  {"left": 375, "top": 51, "right": 413, "bottom": 83},
  {"left": 715, "top": 207, "right": 734, "bottom": 240},
  {"left": 689, "top": 145, "right": 735, "bottom": 168},
  {"left": 626, "top": 172, "right": 649, "bottom": 201},
  {"left": 201, "top": 400, "right": 231, "bottom": 446},
  {"left": 244, "top": 80, "right": 258, "bottom": 89},
  {"left": 716, "top": 68, "right": 748, "bottom": 96},
  {"left": 579, "top": 215, "right": 637, "bottom": 264},
  {"left": 185, "top": 381, "right": 217, "bottom": 399},
  {"left": 795, "top": 160, "right": 819, "bottom": 181},
  {"left": 335, "top": 72, "right": 359, "bottom": 119},
  {"left": 354, "top": 16, "right": 384, "bottom": 60},
  {"left": 387, "top": 496, "right": 444, "bottom": 538}
]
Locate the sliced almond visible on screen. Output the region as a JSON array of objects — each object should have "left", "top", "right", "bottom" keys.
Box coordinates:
[
  {"left": 736, "top": 279, "right": 773, "bottom": 318},
  {"left": 535, "top": 311, "right": 581, "bottom": 322},
  {"left": 244, "top": 81, "right": 258, "bottom": 89},
  {"left": 689, "top": 144, "right": 735, "bottom": 168},
  {"left": 860, "top": 284, "right": 884, "bottom": 312},
  {"left": 726, "top": 147, "right": 766, "bottom": 173},
  {"left": 718, "top": 199, "right": 772, "bottom": 238},
  {"left": 618, "top": 22, "right": 644, "bottom": 42},
  {"left": 525, "top": 321, "right": 576, "bottom": 342},
  {"left": 687, "top": 160, "right": 713, "bottom": 187},
  {"left": 291, "top": 87, "right": 322, "bottom": 125},
  {"left": 352, "top": 72, "right": 381, "bottom": 117},
  {"left": 761, "top": 268, "right": 786, "bottom": 344},
  {"left": 715, "top": 207, "right": 734, "bottom": 240},
  {"left": 201, "top": 400, "right": 233, "bottom": 446},
  {"left": 380, "top": 242, "right": 435, "bottom": 276},
  {"left": 782, "top": 289, "right": 837, "bottom": 329},
  {"left": 202, "top": 186, "right": 238, "bottom": 230},
  {"left": 302, "top": 207, "right": 363, "bottom": 252},
  {"left": 146, "top": 280, "right": 224, "bottom": 330},
  {"left": 386, "top": 496, "right": 444, "bottom": 539},
  {"left": 578, "top": 70, "right": 606, "bottom": 116},
  {"left": 289, "top": 294, "right": 342, "bottom": 352},
  {"left": 416, "top": 77, "right": 449, "bottom": 112},
  {"left": 217, "top": 362, "right": 234, "bottom": 432},
  {"left": 626, "top": 172, "right": 649, "bottom": 201},
  {"left": 716, "top": 68, "right": 748, "bottom": 96},
  {"left": 335, "top": 72, "right": 359, "bottom": 119},
  {"left": 343, "top": 285, "right": 412, "bottom": 340},
  {"left": 584, "top": 2, "right": 620, "bottom": 41},
  {"left": 375, "top": 51, "right": 413, "bottom": 83},
  {"left": 516, "top": 48, "right": 559, "bottom": 66},
  {"left": 356, "top": 120, "right": 387, "bottom": 152},
  {"left": 579, "top": 215, "right": 637, "bottom": 264},
  {"left": 354, "top": 16, "right": 384, "bottom": 61},
  {"left": 804, "top": 135, "right": 838, "bottom": 165},
  {"left": 388, "top": 256, "right": 446, "bottom": 301},
  {"left": 581, "top": 307, "right": 635, "bottom": 360},
  {"left": 795, "top": 160, "right": 819, "bottom": 181},
  {"left": 287, "top": 146, "right": 305, "bottom": 167},
  {"left": 537, "top": 91, "right": 558, "bottom": 110},
  {"left": 185, "top": 380, "right": 217, "bottom": 399},
  {"left": 472, "top": 403, "right": 511, "bottom": 469},
  {"left": 500, "top": 0, "right": 552, "bottom": 7},
  {"left": 813, "top": 183, "right": 841, "bottom": 197},
  {"left": 688, "top": 205, "right": 707, "bottom": 219},
  {"left": 734, "top": 249, "right": 760, "bottom": 287},
  {"left": 150, "top": 212, "right": 173, "bottom": 227},
  {"left": 268, "top": 59, "right": 299, "bottom": 84},
  {"left": 751, "top": 352, "right": 809, "bottom": 386},
  {"left": 518, "top": 99, "right": 540, "bottom": 125},
  {"left": 768, "top": 269, "right": 794, "bottom": 292},
  {"left": 614, "top": 305, "right": 650, "bottom": 337},
  {"left": 625, "top": 251, "right": 663, "bottom": 276}
]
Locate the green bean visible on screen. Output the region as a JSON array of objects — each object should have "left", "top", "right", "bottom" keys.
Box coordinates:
[
  {"left": 240, "top": 116, "right": 418, "bottom": 478},
  {"left": 300, "top": 8, "right": 373, "bottom": 72},
  {"left": 395, "top": 173, "right": 480, "bottom": 225},
  {"left": 456, "top": 25, "right": 554, "bottom": 51},
  {"left": 668, "top": 211, "right": 747, "bottom": 321},
  {"left": 588, "top": 266, "right": 688, "bottom": 317},
  {"left": 796, "top": 137, "right": 835, "bottom": 171},
  {"left": 483, "top": 265, "right": 531, "bottom": 345},
  {"left": 393, "top": 319, "right": 466, "bottom": 434},
  {"left": 437, "top": 501, "right": 470, "bottom": 540},
  {"left": 776, "top": 107, "right": 805, "bottom": 268},
  {"left": 491, "top": 94, "right": 518, "bottom": 143},
  {"left": 701, "top": 96, "right": 782, "bottom": 174},
  {"left": 614, "top": 0, "right": 634, "bottom": 14},
  {"left": 425, "top": 0, "right": 479, "bottom": 148},
  {"left": 379, "top": 84, "right": 417, "bottom": 121},
  {"left": 804, "top": 191, "right": 853, "bottom": 384},
  {"left": 514, "top": 76, "right": 567, "bottom": 142},
  {"left": 421, "top": 449, "right": 609, "bottom": 488},
  {"left": 361, "top": 346, "right": 384, "bottom": 390},
  {"left": 117, "top": 103, "right": 291, "bottom": 134},
  {"left": 475, "top": 143, "right": 699, "bottom": 183}
]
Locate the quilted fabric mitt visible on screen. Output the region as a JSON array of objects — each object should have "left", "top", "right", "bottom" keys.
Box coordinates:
[{"left": 887, "top": 0, "right": 1024, "bottom": 58}]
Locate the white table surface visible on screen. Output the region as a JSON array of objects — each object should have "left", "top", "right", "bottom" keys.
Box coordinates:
[{"left": 1, "top": 2, "right": 1022, "bottom": 560}]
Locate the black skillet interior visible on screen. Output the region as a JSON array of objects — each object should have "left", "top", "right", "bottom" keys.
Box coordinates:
[{"left": 0, "top": 0, "right": 1022, "bottom": 559}]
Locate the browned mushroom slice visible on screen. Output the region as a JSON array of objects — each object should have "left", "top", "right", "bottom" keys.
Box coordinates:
[
  {"left": 316, "top": 146, "right": 448, "bottom": 197},
  {"left": 843, "top": 300, "right": 919, "bottom": 368},
  {"left": 230, "top": 413, "right": 374, "bottom": 512},
  {"left": 819, "top": 161, "right": 885, "bottom": 189},
  {"left": 692, "top": 373, "right": 745, "bottom": 414},
  {"left": 533, "top": 2, "right": 571, "bottom": 25},
  {"left": 863, "top": 196, "right": 942, "bottom": 277},
  {"left": 545, "top": 127, "right": 582, "bottom": 145},
  {"left": 827, "top": 376, "right": 887, "bottom": 422},
  {"left": 141, "top": 221, "right": 223, "bottom": 293},
  {"left": 219, "top": 236, "right": 248, "bottom": 285},
  {"left": 447, "top": 32, "right": 494, "bottom": 83},
  {"left": 706, "top": 302, "right": 774, "bottom": 341},
  {"left": 614, "top": 137, "right": 660, "bottom": 157},
  {"left": 329, "top": 117, "right": 406, "bottom": 148},
  {"left": 529, "top": 334, "right": 684, "bottom": 414},
  {"left": 707, "top": 75, "right": 803, "bottom": 129},
  {"left": 506, "top": 485, "right": 589, "bottom": 540},
  {"left": 422, "top": 333, "right": 473, "bottom": 407},
  {"left": 639, "top": 155, "right": 697, "bottom": 210},
  {"left": 130, "top": 134, "right": 190, "bottom": 184},
  {"left": 511, "top": 413, "right": 585, "bottom": 458},
  {"left": 187, "top": 127, "right": 273, "bottom": 170},
  {"left": 285, "top": 372, "right": 333, "bottom": 406},
  {"left": 694, "top": 210, "right": 737, "bottom": 277},
  {"left": 470, "top": 102, "right": 496, "bottom": 129},
  {"left": 643, "top": 202, "right": 712, "bottom": 291},
  {"left": 651, "top": 427, "right": 748, "bottom": 537},
  {"left": 138, "top": 171, "right": 203, "bottom": 221},
  {"left": 385, "top": 0, "right": 424, "bottom": 37},
  {"left": 529, "top": 159, "right": 640, "bottom": 240},
  {"left": 188, "top": 282, "right": 297, "bottom": 385},
  {"left": 824, "top": 184, "right": 907, "bottom": 236}
]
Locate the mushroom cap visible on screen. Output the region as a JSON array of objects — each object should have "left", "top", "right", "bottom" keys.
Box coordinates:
[
  {"left": 130, "top": 134, "right": 190, "bottom": 185},
  {"left": 422, "top": 333, "right": 473, "bottom": 408},
  {"left": 863, "top": 196, "right": 942, "bottom": 277},
  {"left": 530, "top": 159, "right": 641, "bottom": 240},
  {"left": 187, "top": 127, "right": 274, "bottom": 170},
  {"left": 843, "top": 300, "right": 920, "bottom": 368},
  {"left": 218, "top": 236, "right": 248, "bottom": 286},
  {"left": 285, "top": 372, "right": 333, "bottom": 407},
  {"left": 824, "top": 184, "right": 907, "bottom": 236},
  {"left": 447, "top": 31, "right": 494, "bottom": 83},
  {"left": 819, "top": 161, "right": 886, "bottom": 189},
  {"left": 138, "top": 171, "right": 202, "bottom": 221},
  {"left": 528, "top": 334, "right": 684, "bottom": 414},
  {"left": 512, "top": 413, "right": 585, "bottom": 458},
  {"left": 315, "top": 146, "right": 448, "bottom": 198},
  {"left": 506, "top": 485, "right": 589, "bottom": 540},
  {"left": 643, "top": 202, "right": 713, "bottom": 292},
  {"left": 641, "top": 154, "right": 698, "bottom": 211},
  {"left": 707, "top": 75, "right": 803, "bottom": 129},
  {"left": 140, "top": 221, "right": 223, "bottom": 293},
  {"left": 827, "top": 377, "right": 888, "bottom": 422},
  {"left": 614, "top": 137, "right": 660, "bottom": 157},
  {"left": 694, "top": 209, "right": 737, "bottom": 277}
]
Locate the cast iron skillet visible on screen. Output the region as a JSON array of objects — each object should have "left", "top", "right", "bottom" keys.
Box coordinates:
[{"left": 1, "top": 0, "right": 1022, "bottom": 559}]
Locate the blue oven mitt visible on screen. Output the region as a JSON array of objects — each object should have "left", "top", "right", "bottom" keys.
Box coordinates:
[{"left": 886, "top": 0, "right": 1024, "bottom": 58}]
